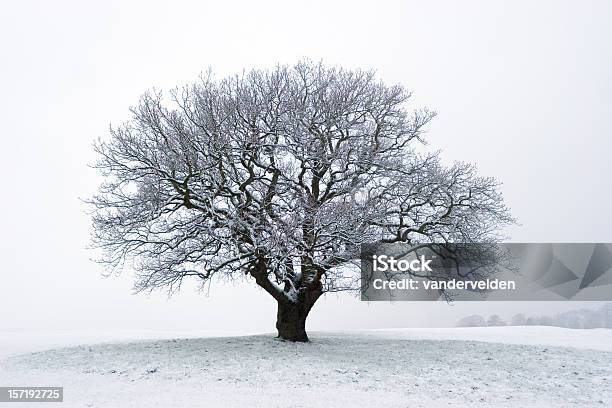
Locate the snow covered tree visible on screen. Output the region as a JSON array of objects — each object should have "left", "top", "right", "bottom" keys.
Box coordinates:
[
  {"left": 539, "top": 315, "right": 555, "bottom": 326},
  {"left": 525, "top": 316, "right": 541, "bottom": 326},
  {"left": 90, "top": 61, "right": 513, "bottom": 341},
  {"left": 581, "top": 310, "right": 603, "bottom": 329},
  {"left": 510, "top": 313, "right": 527, "bottom": 326},
  {"left": 456, "top": 315, "right": 487, "bottom": 327},
  {"left": 601, "top": 303, "right": 612, "bottom": 328},
  {"left": 487, "top": 315, "right": 507, "bottom": 326}
]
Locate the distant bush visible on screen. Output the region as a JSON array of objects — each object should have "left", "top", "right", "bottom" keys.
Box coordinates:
[
  {"left": 510, "top": 313, "right": 526, "bottom": 326},
  {"left": 456, "top": 315, "right": 486, "bottom": 327},
  {"left": 456, "top": 303, "right": 612, "bottom": 329},
  {"left": 487, "top": 315, "right": 507, "bottom": 326}
]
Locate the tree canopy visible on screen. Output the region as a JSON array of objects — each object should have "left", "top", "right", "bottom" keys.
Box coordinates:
[{"left": 90, "top": 61, "right": 513, "bottom": 340}]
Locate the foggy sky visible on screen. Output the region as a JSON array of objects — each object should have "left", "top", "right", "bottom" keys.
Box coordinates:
[{"left": 1, "top": 0, "right": 611, "bottom": 333}]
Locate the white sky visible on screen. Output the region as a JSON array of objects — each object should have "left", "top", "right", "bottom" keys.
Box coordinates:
[{"left": 1, "top": 0, "right": 611, "bottom": 333}]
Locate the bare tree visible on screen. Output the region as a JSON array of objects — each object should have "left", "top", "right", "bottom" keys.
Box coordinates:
[{"left": 90, "top": 61, "right": 513, "bottom": 341}]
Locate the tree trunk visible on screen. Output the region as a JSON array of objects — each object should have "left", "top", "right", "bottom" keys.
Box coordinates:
[
  {"left": 276, "top": 301, "right": 309, "bottom": 342},
  {"left": 276, "top": 291, "right": 321, "bottom": 342}
]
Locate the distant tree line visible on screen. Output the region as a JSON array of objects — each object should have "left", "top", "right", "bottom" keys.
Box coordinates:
[{"left": 456, "top": 303, "right": 612, "bottom": 329}]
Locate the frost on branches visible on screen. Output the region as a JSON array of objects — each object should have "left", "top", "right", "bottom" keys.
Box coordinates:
[{"left": 90, "top": 61, "right": 513, "bottom": 341}]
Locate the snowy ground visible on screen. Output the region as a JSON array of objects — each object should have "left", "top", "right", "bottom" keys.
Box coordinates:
[
  {"left": 1, "top": 327, "right": 610, "bottom": 407},
  {"left": 348, "top": 326, "right": 612, "bottom": 352},
  {"left": 0, "top": 329, "right": 254, "bottom": 360}
]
